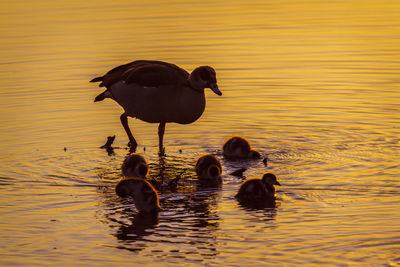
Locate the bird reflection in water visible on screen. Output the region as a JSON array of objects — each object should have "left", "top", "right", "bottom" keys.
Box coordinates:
[
  {"left": 96, "top": 151, "right": 222, "bottom": 257},
  {"left": 114, "top": 208, "right": 159, "bottom": 243}
]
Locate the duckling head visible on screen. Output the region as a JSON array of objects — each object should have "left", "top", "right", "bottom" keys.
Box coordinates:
[
  {"left": 207, "top": 164, "right": 221, "bottom": 180},
  {"left": 189, "top": 66, "right": 222, "bottom": 96},
  {"left": 262, "top": 173, "right": 281, "bottom": 186},
  {"left": 121, "top": 154, "right": 149, "bottom": 178},
  {"left": 249, "top": 149, "right": 261, "bottom": 159},
  {"left": 195, "top": 154, "right": 222, "bottom": 180},
  {"left": 115, "top": 177, "right": 161, "bottom": 213}
]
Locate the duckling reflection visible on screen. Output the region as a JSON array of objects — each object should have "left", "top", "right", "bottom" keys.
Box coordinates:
[
  {"left": 195, "top": 154, "right": 222, "bottom": 188},
  {"left": 116, "top": 177, "right": 161, "bottom": 213},
  {"left": 236, "top": 173, "right": 281, "bottom": 209},
  {"left": 223, "top": 136, "right": 261, "bottom": 160},
  {"left": 96, "top": 154, "right": 221, "bottom": 256},
  {"left": 114, "top": 209, "right": 159, "bottom": 243},
  {"left": 121, "top": 154, "right": 149, "bottom": 178}
]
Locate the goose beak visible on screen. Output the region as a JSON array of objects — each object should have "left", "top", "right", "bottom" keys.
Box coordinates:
[
  {"left": 275, "top": 181, "right": 281, "bottom": 186},
  {"left": 209, "top": 83, "right": 222, "bottom": 96}
]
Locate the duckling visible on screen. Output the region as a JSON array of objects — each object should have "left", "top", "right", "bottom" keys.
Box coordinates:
[
  {"left": 235, "top": 173, "right": 280, "bottom": 206},
  {"left": 121, "top": 154, "right": 149, "bottom": 178},
  {"left": 91, "top": 60, "right": 222, "bottom": 154},
  {"left": 195, "top": 154, "right": 222, "bottom": 185},
  {"left": 223, "top": 136, "right": 261, "bottom": 159},
  {"left": 115, "top": 177, "right": 161, "bottom": 213}
]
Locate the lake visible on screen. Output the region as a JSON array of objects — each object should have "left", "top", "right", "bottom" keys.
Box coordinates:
[{"left": 0, "top": 0, "right": 399, "bottom": 265}]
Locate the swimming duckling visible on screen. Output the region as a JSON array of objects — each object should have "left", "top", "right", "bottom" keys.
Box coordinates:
[
  {"left": 115, "top": 177, "right": 161, "bottom": 213},
  {"left": 195, "top": 154, "right": 222, "bottom": 185},
  {"left": 91, "top": 60, "right": 222, "bottom": 154},
  {"left": 121, "top": 154, "right": 149, "bottom": 178},
  {"left": 235, "top": 173, "right": 280, "bottom": 207},
  {"left": 223, "top": 136, "right": 261, "bottom": 159}
]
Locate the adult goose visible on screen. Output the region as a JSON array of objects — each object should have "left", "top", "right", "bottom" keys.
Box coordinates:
[{"left": 91, "top": 60, "right": 222, "bottom": 154}]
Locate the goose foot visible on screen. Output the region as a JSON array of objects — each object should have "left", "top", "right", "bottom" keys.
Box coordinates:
[
  {"left": 128, "top": 140, "right": 138, "bottom": 152},
  {"left": 158, "top": 147, "right": 165, "bottom": 157}
]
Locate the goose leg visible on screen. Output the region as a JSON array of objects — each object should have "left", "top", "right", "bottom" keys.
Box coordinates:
[
  {"left": 120, "top": 113, "right": 137, "bottom": 151},
  {"left": 158, "top": 122, "right": 166, "bottom": 155}
]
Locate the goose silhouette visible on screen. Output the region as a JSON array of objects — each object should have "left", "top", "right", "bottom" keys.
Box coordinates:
[{"left": 91, "top": 60, "right": 222, "bottom": 154}]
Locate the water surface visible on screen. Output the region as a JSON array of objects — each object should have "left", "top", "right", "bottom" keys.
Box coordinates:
[{"left": 0, "top": 0, "right": 399, "bottom": 266}]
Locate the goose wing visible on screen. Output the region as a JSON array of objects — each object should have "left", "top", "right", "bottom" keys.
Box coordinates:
[{"left": 90, "top": 60, "right": 189, "bottom": 88}]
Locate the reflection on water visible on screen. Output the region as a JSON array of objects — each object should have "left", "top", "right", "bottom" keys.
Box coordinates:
[
  {"left": 95, "top": 150, "right": 224, "bottom": 260},
  {"left": 1, "top": 0, "right": 400, "bottom": 265}
]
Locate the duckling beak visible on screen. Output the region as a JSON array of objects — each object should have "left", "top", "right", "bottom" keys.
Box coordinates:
[
  {"left": 275, "top": 181, "right": 281, "bottom": 186},
  {"left": 209, "top": 83, "right": 222, "bottom": 96}
]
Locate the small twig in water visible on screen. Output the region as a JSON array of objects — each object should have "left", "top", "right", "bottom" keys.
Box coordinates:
[{"left": 230, "top": 168, "right": 247, "bottom": 177}]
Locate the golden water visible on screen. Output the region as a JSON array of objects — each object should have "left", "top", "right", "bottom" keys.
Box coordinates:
[{"left": 0, "top": 0, "right": 399, "bottom": 265}]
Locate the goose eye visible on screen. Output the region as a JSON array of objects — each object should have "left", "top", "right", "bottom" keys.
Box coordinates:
[{"left": 200, "top": 69, "right": 210, "bottom": 80}]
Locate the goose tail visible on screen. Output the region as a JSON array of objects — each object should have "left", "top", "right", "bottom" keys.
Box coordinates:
[
  {"left": 94, "top": 90, "right": 112, "bottom": 102},
  {"left": 90, "top": 76, "right": 103, "bottom": 83}
]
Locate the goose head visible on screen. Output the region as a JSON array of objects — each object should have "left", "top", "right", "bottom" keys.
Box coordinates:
[
  {"left": 116, "top": 177, "right": 161, "bottom": 213},
  {"left": 189, "top": 66, "right": 222, "bottom": 96},
  {"left": 121, "top": 154, "right": 149, "bottom": 178}
]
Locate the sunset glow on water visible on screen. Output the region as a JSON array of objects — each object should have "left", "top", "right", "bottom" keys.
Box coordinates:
[{"left": 0, "top": 0, "right": 399, "bottom": 265}]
